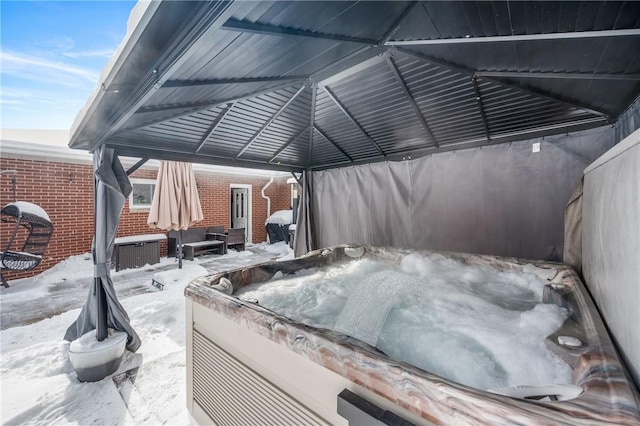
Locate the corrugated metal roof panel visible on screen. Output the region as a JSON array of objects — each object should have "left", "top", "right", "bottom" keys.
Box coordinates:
[
  {"left": 326, "top": 60, "right": 435, "bottom": 153},
  {"left": 272, "top": 129, "right": 310, "bottom": 166},
  {"left": 313, "top": 90, "right": 381, "bottom": 160},
  {"left": 121, "top": 107, "right": 202, "bottom": 134},
  {"left": 243, "top": 87, "right": 313, "bottom": 159},
  {"left": 231, "top": 1, "right": 412, "bottom": 40},
  {"left": 148, "top": 81, "right": 279, "bottom": 107},
  {"left": 391, "top": 1, "right": 637, "bottom": 42},
  {"left": 476, "top": 78, "right": 600, "bottom": 136},
  {"left": 393, "top": 54, "right": 486, "bottom": 146},
  {"left": 70, "top": 1, "right": 640, "bottom": 171},
  {"left": 122, "top": 105, "right": 230, "bottom": 147},
  {"left": 312, "top": 128, "right": 350, "bottom": 165},
  {"left": 501, "top": 78, "right": 640, "bottom": 117},
  {"left": 405, "top": 38, "right": 640, "bottom": 76}
]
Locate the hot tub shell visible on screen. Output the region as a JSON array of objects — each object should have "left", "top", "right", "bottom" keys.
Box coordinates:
[{"left": 185, "top": 245, "right": 640, "bottom": 425}]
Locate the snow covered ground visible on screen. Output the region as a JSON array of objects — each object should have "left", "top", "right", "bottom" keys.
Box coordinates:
[{"left": 0, "top": 242, "right": 292, "bottom": 425}]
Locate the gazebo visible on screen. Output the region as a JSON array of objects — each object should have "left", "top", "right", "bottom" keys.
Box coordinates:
[{"left": 68, "top": 0, "right": 640, "bottom": 414}]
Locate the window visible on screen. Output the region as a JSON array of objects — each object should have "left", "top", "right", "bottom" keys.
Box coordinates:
[{"left": 129, "top": 179, "right": 156, "bottom": 211}]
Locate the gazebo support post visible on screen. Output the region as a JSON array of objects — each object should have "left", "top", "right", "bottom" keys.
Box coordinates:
[{"left": 95, "top": 277, "right": 107, "bottom": 341}]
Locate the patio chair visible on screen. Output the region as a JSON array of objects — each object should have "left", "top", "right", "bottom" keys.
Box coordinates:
[{"left": 226, "top": 228, "right": 246, "bottom": 251}]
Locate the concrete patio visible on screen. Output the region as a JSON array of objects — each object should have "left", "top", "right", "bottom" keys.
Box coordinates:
[{"left": 1, "top": 243, "right": 290, "bottom": 330}]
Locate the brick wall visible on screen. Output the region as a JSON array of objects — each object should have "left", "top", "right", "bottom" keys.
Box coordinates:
[{"left": 1, "top": 156, "right": 291, "bottom": 281}]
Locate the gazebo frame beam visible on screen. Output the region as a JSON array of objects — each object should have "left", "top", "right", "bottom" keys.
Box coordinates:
[
  {"left": 307, "top": 85, "right": 317, "bottom": 167},
  {"left": 386, "top": 28, "right": 640, "bottom": 45},
  {"left": 472, "top": 77, "right": 491, "bottom": 143},
  {"left": 321, "top": 86, "right": 385, "bottom": 156},
  {"left": 385, "top": 54, "right": 439, "bottom": 148},
  {"left": 163, "top": 76, "right": 308, "bottom": 88},
  {"left": 269, "top": 126, "right": 310, "bottom": 163},
  {"left": 126, "top": 157, "right": 149, "bottom": 175},
  {"left": 314, "top": 125, "right": 353, "bottom": 162},
  {"left": 195, "top": 103, "right": 234, "bottom": 153},
  {"left": 475, "top": 71, "right": 640, "bottom": 81},
  {"left": 236, "top": 84, "right": 307, "bottom": 158},
  {"left": 380, "top": 1, "right": 419, "bottom": 44},
  {"left": 222, "top": 18, "right": 377, "bottom": 45}
]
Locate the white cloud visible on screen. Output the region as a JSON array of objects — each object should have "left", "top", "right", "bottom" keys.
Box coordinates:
[
  {"left": 2, "top": 87, "right": 63, "bottom": 105},
  {"left": 1, "top": 85, "right": 90, "bottom": 129},
  {"left": 0, "top": 51, "right": 99, "bottom": 86},
  {"left": 0, "top": 99, "right": 27, "bottom": 106},
  {"left": 44, "top": 36, "right": 75, "bottom": 52},
  {"left": 3, "top": 106, "right": 32, "bottom": 113},
  {"left": 62, "top": 48, "right": 116, "bottom": 59},
  {"left": 33, "top": 37, "right": 114, "bottom": 59}
]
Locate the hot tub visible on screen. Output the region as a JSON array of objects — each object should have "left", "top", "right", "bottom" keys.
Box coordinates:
[{"left": 185, "top": 245, "right": 640, "bottom": 425}]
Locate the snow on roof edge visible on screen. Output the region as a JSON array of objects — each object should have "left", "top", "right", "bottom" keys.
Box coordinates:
[{"left": 69, "top": 1, "right": 159, "bottom": 146}]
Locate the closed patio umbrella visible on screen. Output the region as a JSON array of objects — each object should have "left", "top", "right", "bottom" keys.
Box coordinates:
[
  {"left": 147, "top": 161, "right": 203, "bottom": 268},
  {"left": 65, "top": 147, "right": 141, "bottom": 380}
]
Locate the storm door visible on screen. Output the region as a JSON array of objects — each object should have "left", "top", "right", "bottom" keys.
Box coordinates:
[{"left": 231, "top": 187, "right": 249, "bottom": 232}]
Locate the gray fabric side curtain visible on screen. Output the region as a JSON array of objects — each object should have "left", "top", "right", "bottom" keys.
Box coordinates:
[
  {"left": 293, "top": 170, "right": 315, "bottom": 257},
  {"left": 64, "top": 147, "right": 141, "bottom": 352},
  {"left": 310, "top": 126, "right": 617, "bottom": 261}
]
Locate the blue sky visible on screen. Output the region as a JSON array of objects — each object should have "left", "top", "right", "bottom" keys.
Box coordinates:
[{"left": 1, "top": 1, "right": 136, "bottom": 129}]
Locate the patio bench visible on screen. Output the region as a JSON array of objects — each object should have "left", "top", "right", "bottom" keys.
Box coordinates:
[{"left": 182, "top": 240, "right": 225, "bottom": 260}]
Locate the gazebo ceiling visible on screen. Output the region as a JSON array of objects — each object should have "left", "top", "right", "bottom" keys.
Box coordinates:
[{"left": 70, "top": 1, "right": 640, "bottom": 172}]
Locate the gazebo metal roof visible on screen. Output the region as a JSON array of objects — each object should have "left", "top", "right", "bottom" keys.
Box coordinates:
[{"left": 69, "top": 1, "right": 640, "bottom": 172}]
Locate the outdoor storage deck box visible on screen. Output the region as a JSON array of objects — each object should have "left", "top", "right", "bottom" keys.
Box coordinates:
[{"left": 111, "top": 234, "right": 166, "bottom": 272}]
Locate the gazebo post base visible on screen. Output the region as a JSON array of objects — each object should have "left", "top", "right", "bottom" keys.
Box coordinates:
[{"left": 69, "top": 329, "right": 128, "bottom": 382}]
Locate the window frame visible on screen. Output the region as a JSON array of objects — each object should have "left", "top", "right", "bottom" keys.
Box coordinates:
[{"left": 129, "top": 178, "right": 156, "bottom": 211}]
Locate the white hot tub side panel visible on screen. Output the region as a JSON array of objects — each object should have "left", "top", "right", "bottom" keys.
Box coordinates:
[
  {"left": 185, "top": 299, "right": 432, "bottom": 426},
  {"left": 583, "top": 127, "right": 640, "bottom": 388}
]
